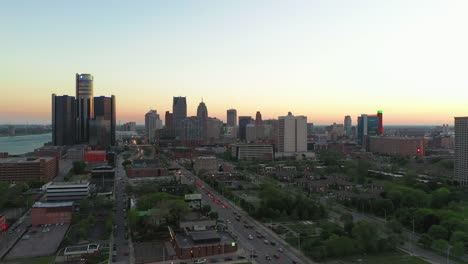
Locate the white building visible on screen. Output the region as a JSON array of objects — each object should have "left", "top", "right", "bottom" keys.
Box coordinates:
[
  {"left": 231, "top": 144, "right": 274, "bottom": 161},
  {"left": 44, "top": 181, "right": 90, "bottom": 202},
  {"left": 278, "top": 112, "right": 307, "bottom": 153},
  {"left": 455, "top": 117, "right": 468, "bottom": 186}
]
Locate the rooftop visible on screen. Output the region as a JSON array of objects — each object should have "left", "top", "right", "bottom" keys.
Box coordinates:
[
  {"left": 46, "top": 181, "right": 90, "bottom": 187},
  {"left": 174, "top": 231, "right": 235, "bottom": 249},
  {"left": 0, "top": 157, "right": 55, "bottom": 164},
  {"left": 33, "top": 201, "right": 74, "bottom": 208}
]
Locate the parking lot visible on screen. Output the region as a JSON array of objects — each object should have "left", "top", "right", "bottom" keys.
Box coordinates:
[{"left": 5, "top": 224, "right": 69, "bottom": 260}]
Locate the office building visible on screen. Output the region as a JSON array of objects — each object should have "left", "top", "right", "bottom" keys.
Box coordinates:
[
  {"left": 182, "top": 116, "right": 201, "bottom": 142},
  {"left": 173, "top": 97, "right": 187, "bottom": 138},
  {"left": 455, "top": 117, "right": 468, "bottom": 186},
  {"left": 227, "top": 109, "right": 237, "bottom": 127},
  {"left": 238, "top": 116, "right": 252, "bottom": 141},
  {"left": 377, "top": 110, "right": 383, "bottom": 135},
  {"left": 52, "top": 94, "right": 76, "bottom": 146},
  {"left": 278, "top": 112, "right": 307, "bottom": 153},
  {"left": 89, "top": 117, "right": 111, "bottom": 148},
  {"left": 93, "top": 95, "right": 116, "bottom": 146},
  {"left": 0, "top": 157, "right": 58, "bottom": 183},
  {"left": 122, "top": 122, "right": 136, "bottom": 132},
  {"left": 368, "top": 136, "right": 425, "bottom": 157},
  {"left": 194, "top": 156, "right": 218, "bottom": 174},
  {"left": 197, "top": 101, "right": 208, "bottom": 141},
  {"left": 245, "top": 124, "right": 256, "bottom": 142},
  {"left": 76, "top": 73, "right": 94, "bottom": 143},
  {"left": 31, "top": 201, "right": 73, "bottom": 226},
  {"left": 44, "top": 181, "right": 90, "bottom": 202},
  {"left": 255, "top": 111, "right": 263, "bottom": 126},
  {"left": 344, "top": 115, "right": 352, "bottom": 137},
  {"left": 145, "top": 110, "right": 163, "bottom": 143},
  {"left": 207, "top": 117, "right": 223, "bottom": 141},
  {"left": 165, "top": 111, "right": 173, "bottom": 128},
  {"left": 231, "top": 144, "right": 274, "bottom": 161},
  {"left": 357, "top": 113, "right": 381, "bottom": 146}
]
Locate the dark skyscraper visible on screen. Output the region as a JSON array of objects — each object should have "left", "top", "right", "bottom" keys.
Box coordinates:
[
  {"left": 173, "top": 96, "right": 187, "bottom": 138},
  {"left": 76, "top": 73, "right": 94, "bottom": 143},
  {"left": 227, "top": 109, "right": 237, "bottom": 127},
  {"left": 197, "top": 101, "right": 208, "bottom": 141},
  {"left": 93, "top": 95, "right": 116, "bottom": 146},
  {"left": 52, "top": 94, "right": 76, "bottom": 146},
  {"left": 238, "top": 116, "right": 252, "bottom": 141},
  {"left": 377, "top": 110, "right": 383, "bottom": 135},
  {"left": 344, "top": 115, "right": 352, "bottom": 137},
  {"left": 255, "top": 111, "right": 263, "bottom": 126},
  {"left": 165, "top": 111, "right": 173, "bottom": 128}
]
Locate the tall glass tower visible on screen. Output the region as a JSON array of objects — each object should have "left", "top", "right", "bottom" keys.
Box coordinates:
[{"left": 76, "top": 73, "right": 94, "bottom": 143}]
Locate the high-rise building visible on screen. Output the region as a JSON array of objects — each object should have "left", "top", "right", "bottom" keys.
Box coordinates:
[
  {"left": 52, "top": 94, "right": 76, "bottom": 146},
  {"left": 92, "top": 95, "right": 116, "bottom": 147},
  {"left": 197, "top": 101, "right": 208, "bottom": 141},
  {"left": 278, "top": 112, "right": 307, "bottom": 153},
  {"left": 344, "top": 115, "right": 352, "bottom": 137},
  {"left": 182, "top": 116, "right": 201, "bottom": 142},
  {"left": 377, "top": 110, "right": 383, "bottom": 135},
  {"left": 255, "top": 111, "right": 263, "bottom": 126},
  {"left": 238, "top": 116, "right": 252, "bottom": 141},
  {"left": 76, "top": 73, "right": 94, "bottom": 143},
  {"left": 145, "top": 110, "right": 162, "bottom": 143},
  {"left": 357, "top": 114, "right": 380, "bottom": 147},
  {"left": 173, "top": 97, "right": 187, "bottom": 138},
  {"left": 455, "top": 117, "right": 468, "bottom": 186},
  {"left": 227, "top": 109, "right": 237, "bottom": 127},
  {"left": 207, "top": 117, "right": 223, "bottom": 141},
  {"left": 165, "top": 111, "right": 173, "bottom": 128},
  {"left": 122, "top": 122, "right": 136, "bottom": 132}
]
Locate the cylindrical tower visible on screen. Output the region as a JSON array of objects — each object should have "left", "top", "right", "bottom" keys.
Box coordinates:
[{"left": 76, "top": 73, "right": 94, "bottom": 142}]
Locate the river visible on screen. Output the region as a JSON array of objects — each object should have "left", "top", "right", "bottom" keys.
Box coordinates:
[{"left": 0, "top": 133, "right": 52, "bottom": 155}]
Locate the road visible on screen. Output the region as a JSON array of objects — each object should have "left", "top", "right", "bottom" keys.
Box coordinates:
[
  {"left": 111, "top": 155, "right": 132, "bottom": 264},
  {"left": 177, "top": 164, "right": 314, "bottom": 264},
  {"left": 0, "top": 210, "right": 30, "bottom": 260}
]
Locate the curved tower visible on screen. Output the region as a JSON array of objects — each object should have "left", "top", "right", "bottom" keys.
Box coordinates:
[
  {"left": 76, "top": 73, "right": 94, "bottom": 142},
  {"left": 197, "top": 101, "right": 208, "bottom": 140}
]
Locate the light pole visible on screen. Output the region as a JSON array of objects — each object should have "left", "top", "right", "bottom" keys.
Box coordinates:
[{"left": 447, "top": 245, "right": 452, "bottom": 264}]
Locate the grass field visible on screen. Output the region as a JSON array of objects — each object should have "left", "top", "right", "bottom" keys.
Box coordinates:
[
  {"left": 330, "top": 251, "right": 430, "bottom": 264},
  {"left": 285, "top": 222, "right": 316, "bottom": 235},
  {"left": 2, "top": 256, "right": 55, "bottom": 264}
]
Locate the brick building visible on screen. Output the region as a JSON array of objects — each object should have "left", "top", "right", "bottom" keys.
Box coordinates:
[
  {"left": 0, "top": 156, "right": 58, "bottom": 183},
  {"left": 194, "top": 156, "right": 218, "bottom": 175},
  {"left": 368, "top": 136, "right": 426, "bottom": 157},
  {"left": 31, "top": 201, "right": 73, "bottom": 226}
]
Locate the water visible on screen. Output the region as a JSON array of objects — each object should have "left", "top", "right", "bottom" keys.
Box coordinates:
[{"left": 0, "top": 133, "right": 52, "bottom": 155}]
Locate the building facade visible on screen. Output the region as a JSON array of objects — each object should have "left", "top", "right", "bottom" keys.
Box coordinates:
[
  {"left": 227, "top": 109, "right": 237, "bottom": 127},
  {"left": 76, "top": 73, "right": 94, "bottom": 143},
  {"left": 173, "top": 97, "right": 187, "bottom": 139},
  {"left": 368, "top": 136, "right": 425, "bottom": 157},
  {"left": 52, "top": 94, "right": 76, "bottom": 146},
  {"left": 93, "top": 95, "right": 116, "bottom": 147},
  {"left": 455, "top": 117, "right": 468, "bottom": 186},
  {"left": 145, "top": 110, "right": 163, "bottom": 143},
  {"left": 197, "top": 102, "right": 208, "bottom": 141},
  {"left": 44, "top": 181, "right": 90, "bottom": 202},
  {"left": 231, "top": 144, "right": 274, "bottom": 161},
  {"left": 0, "top": 157, "right": 57, "bottom": 183},
  {"left": 194, "top": 156, "right": 218, "bottom": 174},
  {"left": 278, "top": 112, "right": 307, "bottom": 153},
  {"left": 344, "top": 115, "right": 352, "bottom": 137},
  {"left": 238, "top": 116, "right": 252, "bottom": 141},
  {"left": 31, "top": 202, "right": 73, "bottom": 226}
]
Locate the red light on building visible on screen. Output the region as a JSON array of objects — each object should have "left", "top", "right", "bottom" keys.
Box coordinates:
[
  {"left": 2, "top": 224, "right": 6, "bottom": 230},
  {"left": 417, "top": 147, "right": 421, "bottom": 154}
]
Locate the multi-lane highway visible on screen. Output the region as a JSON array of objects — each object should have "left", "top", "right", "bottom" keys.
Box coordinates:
[{"left": 177, "top": 164, "right": 313, "bottom": 264}]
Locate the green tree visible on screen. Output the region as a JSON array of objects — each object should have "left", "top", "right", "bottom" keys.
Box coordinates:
[
  {"left": 431, "top": 239, "right": 448, "bottom": 253},
  {"left": 209, "top": 211, "right": 219, "bottom": 220},
  {"left": 122, "top": 159, "right": 132, "bottom": 167},
  {"left": 418, "top": 234, "right": 433, "bottom": 248},
  {"left": 128, "top": 209, "right": 138, "bottom": 230},
  {"left": 72, "top": 161, "right": 86, "bottom": 174},
  {"left": 428, "top": 225, "right": 448, "bottom": 240},
  {"left": 451, "top": 242, "right": 465, "bottom": 257},
  {"left": 201, "top": 204, "right": 212, "bottom": 216},
  {"left": 386, "top": 219, "right": 402, "bottom": 234},
  {"left": 450, "top": 231, "right": 468, "bottom": 244},
  {"left": 324, "top": 235, "right": 357, "bottom": 257},
  {"left": 430, "top": 187, "right": 451, "bottom": 209},
  {"left": 352, "top": 221, "right": 379, "bottom": 253}
]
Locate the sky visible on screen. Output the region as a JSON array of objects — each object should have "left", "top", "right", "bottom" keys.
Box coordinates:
[{"left": 1, "top": 0, "right": 468, "bottom": 125}]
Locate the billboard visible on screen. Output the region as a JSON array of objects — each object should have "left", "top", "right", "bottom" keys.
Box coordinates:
[{"left": 184, "top": 194, "right": 202, "bottom": 201}]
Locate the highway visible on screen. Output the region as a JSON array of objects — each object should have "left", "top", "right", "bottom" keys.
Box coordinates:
[{"left": 177, "top": 164, "right": 314, "bottom": 264}]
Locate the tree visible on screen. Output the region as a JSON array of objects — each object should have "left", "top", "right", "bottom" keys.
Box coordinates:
[
  {"left": 386, "top": 219, "right": 402, "bottom": 234},
  {"left": 209, "top": 211, "right": 219, "bottom": 220},
  {"left": 324, "top": 235, "right": 357, "bottom": 257},
  {"left": 428, "top": 225, "right": 448, "bottom": 241},
  {"left": 418, "top": 234, "right": 433, "bottom": 248},
  {"left": 122, "top": 159, "right": 132, "bottom": 167},
  {"left": 450, "top": 231, "right": 468, "bottom": 244},
  {"left": 201, "top": 204, "right": 211, "bottom": 216},
  {"left": 430, "top": 187, "right": 451, "bottom": 209},
  {"left": 451, "top": 242, "right": 465, "bottom": 257},
  {"left": 72, "top": 161, "right": 86, "bottom": 174},
  {"left": 431, "top": 239, "right": 448, "bottom": 253},
  {"left": 352, "top": 221, "right": 379, "bottom": 253}
]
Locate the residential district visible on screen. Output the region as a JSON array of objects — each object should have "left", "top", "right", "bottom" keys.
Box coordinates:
[{"left": 1, "top": 74, "right": 468, "bottom": 264}]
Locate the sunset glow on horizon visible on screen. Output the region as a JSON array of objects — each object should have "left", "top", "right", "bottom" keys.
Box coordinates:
[{"left": 1, "top": 1, "right": 468, "bottom": 126}]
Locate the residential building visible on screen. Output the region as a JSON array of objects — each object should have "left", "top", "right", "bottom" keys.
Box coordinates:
[
  {"left": 0, "top": 157, "right": 57, "bottom": 183},
  {"left": 44, "top": 181, "right": 90, "bottom": 202},
  {"left": 122, "top": 122, "right": 136, "bottom": 132},
  {"left": 455, "top": 117, "right": 468, "bottom": 186},
  {"left": 126, "top": 159, "right": 168, "bottom": 178},
  {"left": 173, "top": 97, "right": 187, "bottom": 139},
  {"left": 227, "top": 109, "right": 237, "bottom": 127},
  {"left": 145, "top": 110, "right": 163, "bottom": 143},
  {"left": 76, "top": 73, "right": 94, "bottom": 143},
  {"left": 52, "top": 94, "right": 76, "bottom": 146},
  {"left": 278, "top": 112, "right": 307, "bottom": 153},
  {"left": 31, "top": 201, "right": 73, "bottom": 226},
  {"left": 231, "top": 144, "right": 274, "bottom": 161}
]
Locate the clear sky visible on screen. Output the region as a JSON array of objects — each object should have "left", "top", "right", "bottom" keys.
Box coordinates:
[{"left": 1, "top": 0, "right": 467, "bottom": 125}]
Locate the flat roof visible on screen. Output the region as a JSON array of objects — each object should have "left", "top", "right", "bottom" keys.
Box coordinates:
[
  {"left": 0, "top": 157, "right": 55, "bottom": 163},
  {"left": 47, "top": 181, "right": 89, "bottom": 187},
  {"left": 174, "top": 231, "right": 235, "bottom": 249},
  {"left": 33, "top": 201, "right": 74, "bottom": 208}
]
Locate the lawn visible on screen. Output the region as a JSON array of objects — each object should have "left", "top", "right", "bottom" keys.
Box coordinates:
[
  {"left": 285, "top": 222, "right": 316, "bottom": 236},
  {"left": 331, "top": 251, "right": 429, "bottom": 264},
  {"left": 3, "top": 256, "right": 55, "bottom": 264}
]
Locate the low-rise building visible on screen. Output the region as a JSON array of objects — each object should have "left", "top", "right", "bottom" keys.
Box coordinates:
[
  {"left": 230, "top": 144, "right": 274, "bottom": 161},
  {"left": 194, "top": 156, "right": 218, "bottom": 175},
  {"left": 91, "top": 166, "right": 115, "bottom": 192},
  {"left": 44, "top": 181, "right": 90, "bottom": 202},
  {"left": 127, "top": 159, "right": 168, "bottom": 178},
  {"left": 0, "top": 156, "right": 58, "bottom": 183},
  {"left": 368, "top": 136, "right": 425, "bottom": 157},
  {"left": 31, "top": 201, "right": 73, "bottom": 226}
]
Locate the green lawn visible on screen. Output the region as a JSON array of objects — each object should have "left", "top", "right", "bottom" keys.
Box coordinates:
[
  {"left": 331, "top": 251, "right": 429, "bottom": 264},
  {"left": 2, "top": 256, "right": 55, "bottom": 264},
  {"left": 285, "top": 222, "right": 316, "bottom": 235}
]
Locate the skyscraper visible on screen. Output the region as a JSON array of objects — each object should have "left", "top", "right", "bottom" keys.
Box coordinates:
[
  {"left": 255, "top": 111, "right": 263, "bottom": 126},
  {"left": 454, "top": 117, "right": 468, "bottom": 186},
  {"left": 238, "top": 116, "right": 252, "bottom": 141},
  {"left": 173, "top": 97, "right": 187, "bottom": 138},
  {"left": 278, "top": 112, "right": 307, "bottom": 153},
  {"left": 52, "top": 94, "right": 76, "bottom": 146},
  {"left": 357, "top": 113, "right": 380, "bottom": 147},
  {"left": 227, "top": 109, "right": 237, "bottom": 127},
  {"left": 93, "top": 95, "right": 116, "bottom": 146},
  {"left": 145, "top": 110, "right": 162, "bottom": 143},
  {"left": 197, "top": 101, "right": 208, "bottom": 141},
  {"left": 377, "top": 110, "right": 383, "bottom": 135},
  {"left": 344, "top": 115, "right": 352, "bottom": 137},
  {"left": 76, "top": 73, "right": 94, "bottom": 143},
  {"left": 165, "top": 111, "right": 173, "bottom": 128}
]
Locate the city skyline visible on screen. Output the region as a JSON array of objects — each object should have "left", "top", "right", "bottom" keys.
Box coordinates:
[{"left": 2, "top": 1, "right": 468, "bottom": 125}]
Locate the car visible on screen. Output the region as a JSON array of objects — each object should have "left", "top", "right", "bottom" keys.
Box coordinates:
[
  {"left": 248, "top": 234, "right": 253, "bottom": 240},
  {"left": 193, "top": 259, "right": 206, "bottom": 264},
  {"left": 112, "top": 251, "right": 117, "bottom": 256},
  {"left": 270, "top": 241, "right": 276, "bottom": 246},
  {"left": 124, "top": 252, "right": 129, "bottom": 256},
  {"left": 265, "top": 255, "right": 272, "bottom": 260},
  {"left": 278, "top": 247, "right": 284, "bottom": 252},
  {"left": 237, "top": 256, "right": 246, "bottom": 259},
  {"left": 224, "top": 256, "right": 233, "bottom": 261},
  {"left": 264, "top": 239, "right": 269, "bottom": 244},
  {"left": 273, "top": 254, "right": 280, "bottom": 259},
  {"left": 292, "top": 261, "right": 299, "bottom": 264},
  {"left": 249, "top": 253, "right": 259, "bottom": 258}
]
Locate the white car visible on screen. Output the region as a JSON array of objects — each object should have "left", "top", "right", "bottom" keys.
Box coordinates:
[
  {"left": 248, "top": 235, "right": 254, "bottom": 240},
  {"left": 193, "top": 259, "right": 206, "bottom": 264}
]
